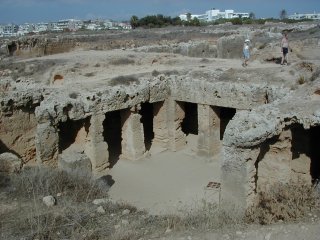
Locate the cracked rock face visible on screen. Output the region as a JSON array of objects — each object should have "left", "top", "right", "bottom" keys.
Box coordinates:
[{"left": 1, "top": 23, "right": 320, "bottom": 210}]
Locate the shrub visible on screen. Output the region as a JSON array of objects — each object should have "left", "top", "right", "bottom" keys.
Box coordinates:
[
  {"left": 246, "top": 181, "right": 319, "bottom": 224},
  {"left": 84, "top": 72, "right": 95, "bottom": 77},
  {"left": 109, "top": 75, "right": 139, "bottom": 86},
  {"left": 298, "top": 75, "right": 306, "bottom": 85},
  {"left": 109, "top": 58, "right": 135, "bottom": 65}
]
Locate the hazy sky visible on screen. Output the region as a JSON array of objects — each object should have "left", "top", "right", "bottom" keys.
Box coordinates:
[{"left": 1, "top": 0, "right": 320, "bottom": 24}]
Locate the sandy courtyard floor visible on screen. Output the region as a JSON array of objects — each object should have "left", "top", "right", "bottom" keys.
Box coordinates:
[{"left": 108, "top": 150, "right": 221, "bottom": 215}]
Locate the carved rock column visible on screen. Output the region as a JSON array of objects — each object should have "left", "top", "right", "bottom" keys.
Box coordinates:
[
  {"left": 35, "top": 122, "right": 59, "bottom": 165},
  {"left": 85, "top": 113, "right": 109, "bottom": 174},
  {"left": 121, "top": 106, "right": 146, "bottom": 160},
  {"left": 167, "top": 98, "right": 186, "bottom": 151},
  {"left": 197, "top": 105, "right": 221, "bottom": 158}
]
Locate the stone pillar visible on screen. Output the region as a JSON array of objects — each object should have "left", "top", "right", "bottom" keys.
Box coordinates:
[
  {"left": 167, "top": 98, "right": 186, "bottom": 151},
  {"left": 85, "top": 113, "right": 109, "bottom": 174},
  {"left": 121, "top": 106, "right": 146, "bottom": 160},
  {"left": 35, "top": 122, "right": 59, "bottom": 165},
  {"left": 197, "top": 105, "right": 221, "bottom": 158},
  {"left": 152, "top": 101, "right": 169, "bottom": 148},
  {"left": 221, "top": 145, "right": 260, "bottom": 211}
]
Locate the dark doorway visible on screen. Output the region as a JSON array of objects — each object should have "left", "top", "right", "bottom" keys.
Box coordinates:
[
  {"left": 181, "top": 102, "right": 198, "bottom": 135},
  {"left": 58, "top": 118, "right": 90, "bottom": 153},
  {"left": 140, "top": 102, "right": 154, "bottom": 151},
  {"left": 291, "top": 124, "right": 320, "bottom": 183},
  {"left": 310, "top": 126, "right": 320, "bottom": 182},
  {"left": 103, "top": 110, "right": 122, "bottom": 168},
  {"left": 220, "top": 107, "right": 236, "bottom": 140}
]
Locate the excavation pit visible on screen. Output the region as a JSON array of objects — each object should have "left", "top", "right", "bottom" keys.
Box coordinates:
[{"left": 1, "top": 24, "right": 320, "bottom": 213}]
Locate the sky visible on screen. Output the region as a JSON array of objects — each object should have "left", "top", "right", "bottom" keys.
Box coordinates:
[{"left": 0, "top": 0, "right": 320, "bottom": 24}]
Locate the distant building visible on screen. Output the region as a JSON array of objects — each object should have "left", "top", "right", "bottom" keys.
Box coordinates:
[
  {"left": 0, "top": 17, "right": 134, "bottom": 37},
  {"left": 34, "top": 23, "right": 48, "bottom": 33},
  {"left": 288, "top": 12, "right": 320, "bottom": 20},
  {"left": 179, "top": 9, "right": 250, "bottom": 22},
  {"left": 57, "top": 19, "right": 82, "bottom": 31},
  {"left": 0, "top": 23, "right": 19, "bottom": 37}
]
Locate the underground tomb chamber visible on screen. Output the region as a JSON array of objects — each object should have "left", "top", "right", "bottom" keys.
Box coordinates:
[{"left": 254, "top": 124, "right": 320, "bottom": 193}]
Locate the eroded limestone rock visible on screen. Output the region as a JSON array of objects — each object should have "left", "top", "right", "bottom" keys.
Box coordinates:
[{"left": 0, "top": 152, "right": 22, "bottom": 173}]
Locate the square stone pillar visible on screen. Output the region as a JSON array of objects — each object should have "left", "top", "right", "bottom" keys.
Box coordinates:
[
  {"left": 85, "top": 114, "right": 109, "bottom": 174},
  {"left": 35, "top": 122, "right": 59, "bottom": 166},
  {"left": 121, "top": 106, "right": 146, "bottom": 160},
  {"left": 167, "top": 98, "right": 186, "bottom": 151},
  {"left": 197, "top": 105, "right": 221, "bottom": 158},
  {"left": 152, "top": 101, "right": 169, "bottom": 148}
]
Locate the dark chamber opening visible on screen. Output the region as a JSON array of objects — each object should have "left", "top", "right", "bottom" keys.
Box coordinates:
[
  {"left": 140, "top": 102, "right": 154, "bottom": 151},
  {"left": 103, "top": 110, "right": 122, "bottom": 168},
  {"left": 291, "top": 124, "right": 320, "bottom": 183},
  {"left": 58, "top": 118, "right": 90, "bottom": 153},
  {"left": 220, "top": 107, "right": 236, "bottom": 140},
  {"left": 181, "top": 102, "right": 198, "bottom": 135},
  {"left": 310, "top": 126, "right": 320, "bottom": 182}
]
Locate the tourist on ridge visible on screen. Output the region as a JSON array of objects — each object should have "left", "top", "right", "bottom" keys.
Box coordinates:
[
  {"left": 281, "top": 32, "right": 289, "bottom": 65},
  {"left": 242, "top": 39, "right": 250, "bottom": 67}
]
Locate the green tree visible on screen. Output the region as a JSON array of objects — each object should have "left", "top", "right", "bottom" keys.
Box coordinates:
[
  {"left": 249, "top": 12, "right": 256, "bottom": 19},
  {"left": 172, "top": 16, "right": 182, "bottom": 25},
  {"left": 186, "top": 13, "right": 192, "bottom": 21},
  {"left": 280, "top": 9, "right": 287, "bottom": 20},
  {"left": 190, "top": 17, "right": 200, "bottom": 26},
  {"left": 130, "top": 15, "right": 139, "bottom": 29}
]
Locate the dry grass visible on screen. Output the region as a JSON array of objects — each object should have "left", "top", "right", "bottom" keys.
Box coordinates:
[
  {"left": 1, "top": 168, "right": 319, "bottom": 239},
  {"left": 246, "top": 181, "right": 319, "bottom": 225},
  {"left": 9, "top": 166, "right": 105, "bottom": 202},
  {"left": 84, "top": 72, "right": 96, "bottom": 77},
  {"left": 109, "top": 75, "right": 139, "bottom": 86},
  {"left": 297, "top": 75, "right": 306, "bottom": 85},
  {"left": 109, "top": 58, "right": 135, "bottom": 65},
  {"left": 0, "top": 166, "right": 244, "bottom": 240}
]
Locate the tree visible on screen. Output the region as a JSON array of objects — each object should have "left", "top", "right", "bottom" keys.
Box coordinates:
[
  {"left": 130, "top": 15, "right": 139, "bottom": 29},
  {"left": 249, "top": 12, "right": 256, "bottom": 19},
  {"left": 186, "top": 13, "right": 192, "bottom": 21},
  {"left": 280, "top": 9, "right": 287, "bottom": 20}
]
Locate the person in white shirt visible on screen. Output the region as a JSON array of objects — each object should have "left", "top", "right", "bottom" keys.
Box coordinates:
[
  {"left": 242, "top": 39, "right": 250, "bottom": 67},
  {"left": 281, "top": 32, "right": 289, "bottom": 65}
]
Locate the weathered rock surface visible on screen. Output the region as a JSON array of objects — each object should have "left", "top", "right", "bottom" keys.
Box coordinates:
[
  {"left": 0, "top": 152, "right": 22, "bottom": 173},
  {"left": 58, "top": 145, "right": 92, "bottom": 175},
  {"left": 42, "top": 195, "right": 56, "bottom": 207}
]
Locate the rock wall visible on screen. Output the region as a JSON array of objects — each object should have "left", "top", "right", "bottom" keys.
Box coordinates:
[
  {"left": 222, "top": 93, "right": 320, "bottom": 209},
  {"left": 0, "top": 109, "right": 37, "bottom": 164}
]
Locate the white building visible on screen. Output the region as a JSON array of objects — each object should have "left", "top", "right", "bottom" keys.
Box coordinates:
[
  {"left": 86, "top": 23, "right": 102, "bottom": 31},
  {"left": 179, "top": 9, "right": 250, "bottom": 22},
  {"left": 288, "top": 12, "right": 320, "bottom": 20},
  {"left": 57, "top": 19, "right": 82, "bottom": 31},
  {"left": 34, "top": 23, "right": 48, "bottom": 33}
]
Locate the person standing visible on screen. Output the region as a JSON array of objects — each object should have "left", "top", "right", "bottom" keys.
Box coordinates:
[
  {"left": 281, "top": 32, "right": 289, "bottom": 65},
  {"left": 242, "top": 39, "right": 250, "bottom": 67}
]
